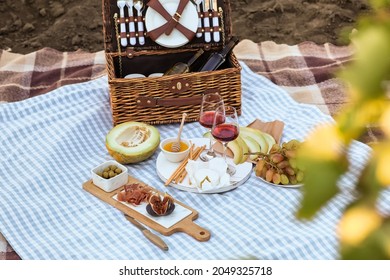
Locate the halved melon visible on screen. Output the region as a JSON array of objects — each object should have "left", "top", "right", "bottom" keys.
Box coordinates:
[
  {"left": 242, "top": 136, "right": 261, "bottom": 160},
  {"left": 261, "top": 131, "right": 276, "bottom": 153},
  {"left": 240, "top": 126, "right": 268, "bottom": 154},
  {"left": 106, "top": 122, "right": 160, "bottom": 164}
]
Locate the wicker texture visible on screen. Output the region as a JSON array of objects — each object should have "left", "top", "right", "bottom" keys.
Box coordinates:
[{"left": 103, "top": 0, "right": 241, "bottom": 125}]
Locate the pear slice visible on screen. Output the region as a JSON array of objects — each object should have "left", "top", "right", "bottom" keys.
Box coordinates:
[
  {"left": 227, "top": 137, "right": 244, "bottom": 165},
  {"left": 240, "top": 126, "right": 268, "bottom": 154},
  {"left": 260, "top": 131, "right": 277, "bottom": 153},
  {"left": 242, "top": 136, "right": 261, "bottom": 160},
  {"left": 235, "top": 135, "right": 249, "bottom": 164},
  {"left": 203, "top": 131, "right": 212, "bottom": 139}
]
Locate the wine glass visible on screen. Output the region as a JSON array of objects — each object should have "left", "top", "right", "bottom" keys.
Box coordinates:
[
  {"left": 211, "top": 105, "right": 239, "bottom": 176},
  {"left": 198, "top": 92, "right": 224, "bottom": 161}
]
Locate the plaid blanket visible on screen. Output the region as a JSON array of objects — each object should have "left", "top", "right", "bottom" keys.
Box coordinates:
[
  {"left": 0, "top": 48, "right": 106, "bottom": 103},
  {"left": 0, "top": 39, "right": 366, "bottom": 260}
]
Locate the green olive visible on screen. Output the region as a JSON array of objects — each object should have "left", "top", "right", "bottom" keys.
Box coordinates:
[
  {"left": 96, "top": 172, "right": 103, "bottom": 177},
  {"left": 108, "top": 170, "right": 116, "bottom": 178},
  {"left": 110, "top": 165, "right": 117, "bottom": 171},
  {"left": 115, "top": 168, "right": 122, "bottom": 174},
  {"left": 103, "top": 171, "right": 109, "bottom": 179},
  {"left": 103, "top": 167, "right": 110, "bottom": 172}
]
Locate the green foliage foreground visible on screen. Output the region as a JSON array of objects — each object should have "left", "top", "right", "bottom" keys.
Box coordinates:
[{"left": 296, "top": 0, "right": 390, "bottom": 259}]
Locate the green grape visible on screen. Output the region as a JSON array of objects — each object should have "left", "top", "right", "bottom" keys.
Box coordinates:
[
  {"left": 269, "top": 144, "right": 280, "bottom": 154},
  {"left": 288, "top": 139, "right": 301, "bottom": 150},
  {"left": 296, "top": 170, "right": 304, "bottom": 182},
  {"left": 289, "top": 175, "right": 298, "bottom": 185},
  {"left": 289, "top": 158, "right": 297, "bottom": 169},
  {"left": 280, "top": 174, "right": 289, "bottom": 185},
  {"left": 265, "top": 169, "right": 275, "bottom": 182},
  {"left": 277, "top": 160, "right": 289, "bottom": 169},
  {"left": 272, "top": 173, "right": 281, "bottom": 184}
]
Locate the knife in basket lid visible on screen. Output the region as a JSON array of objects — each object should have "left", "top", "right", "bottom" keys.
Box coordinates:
[{"left": 210, "top": 0, "right": 220, "bottom": 42}]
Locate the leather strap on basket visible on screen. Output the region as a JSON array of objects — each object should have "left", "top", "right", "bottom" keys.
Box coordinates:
[
  {"left": 136, "top": 96, "right": 202, "bottom": 108},
  {"left": 147, "top": 0, "right": 194, "bottom": 41}
]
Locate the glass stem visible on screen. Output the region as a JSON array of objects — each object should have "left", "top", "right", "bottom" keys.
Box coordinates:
[
  {"left": 207, "top": 130, "right": 214, "bottom": 156},
  {"left": 222, "top": 142, "right": 228, "bottom": 164}
]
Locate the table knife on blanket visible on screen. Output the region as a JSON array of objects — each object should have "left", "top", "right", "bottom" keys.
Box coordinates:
[{"left": 124, "top": 214, "right": 169, "bottom": 251}]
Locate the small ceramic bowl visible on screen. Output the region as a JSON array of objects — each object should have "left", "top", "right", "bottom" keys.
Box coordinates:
[
  {"left": 91, "top": 160, "right": 128, "bottom": 192},
  {"left": 124, "top": 73, "right": 146, "bottom": 78},
  {"left": 148, "top": 73, "right": 164, "bottom": 78},
  {"left": 160, "top": 138, "right": 190, "bottom": 163}
]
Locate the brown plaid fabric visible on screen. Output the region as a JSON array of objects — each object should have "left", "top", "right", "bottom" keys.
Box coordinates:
[
  {"left": 0, "top": 40, "right": 376, "bottom": 259},
  {"left": 234, "top": 39, "right": 355, "bottom": 116},
  {"left": 0, "top": 48, "right": 106, "bottom": 103}
]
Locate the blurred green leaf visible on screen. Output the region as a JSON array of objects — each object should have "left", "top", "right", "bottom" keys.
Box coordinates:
[
  {"left": 356, "top": 147, "right": 388, "bottom": 202},
  {"left": 339, "top": 25, "right": 390, "bottom": 100},
  {"left": 297, "top": 158, "right": 348, "bottom": 219},
  {"left": 341, "top": 218, "right": 390, "bottom": 259},
  {"left": 370, "top": 0, "right": 390, "bottom": 10}
]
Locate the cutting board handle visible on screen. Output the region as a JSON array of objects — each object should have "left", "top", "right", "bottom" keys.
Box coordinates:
[{"left": 177, "top": 218, "right": 210, "bottom": 242}]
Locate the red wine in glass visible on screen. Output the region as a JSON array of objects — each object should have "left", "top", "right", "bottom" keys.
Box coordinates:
[
  {"left": 198, "top": 93, "right": 224, "bottom": 161},
  {"left": 211, "top": 124, "right": 239, "bottom": 142},
  {"left": 211, "top": 105, "right": 239, "bottom": 175},
  {"left": 199, "top": 111, "right": 225, "bottom": 129}
]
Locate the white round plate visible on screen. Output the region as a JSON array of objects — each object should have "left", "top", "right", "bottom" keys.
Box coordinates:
[
  {"left": 257, "top": 176, "right": 303, "bottom": 188},
  {"left": 145, "top": 0, "right": 198, "bottom": 48},
  {"left": 156, "top": 138, "right": 253, "bottom": 194}
]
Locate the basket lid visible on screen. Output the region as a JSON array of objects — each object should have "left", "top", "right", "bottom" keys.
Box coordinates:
[{"left": 103, "top": 0, "right": 233, "bottom": 53}]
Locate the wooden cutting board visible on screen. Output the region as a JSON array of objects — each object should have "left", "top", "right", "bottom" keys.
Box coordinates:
[{"left": 83, "top": 175, "right": 210, "bottom": 242}]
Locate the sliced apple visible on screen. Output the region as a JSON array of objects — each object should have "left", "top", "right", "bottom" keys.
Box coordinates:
[
  {"left": 240, "top": 126, "right": 268, "bottom": 154},
  {"left": 242, "top": 136, "right": 261, "bottom": 160},
  {"left": 260, "top": 131, "right": 277, "bottom": 153}
]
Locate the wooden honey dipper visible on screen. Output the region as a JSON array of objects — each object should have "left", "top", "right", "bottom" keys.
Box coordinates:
[{"left": 171, "top": 113, "right": 187, "bottom": 152}]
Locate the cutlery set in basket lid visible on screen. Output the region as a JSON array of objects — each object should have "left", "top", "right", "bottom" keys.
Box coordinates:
[{"left": 102, "top": 0, "right": 242, "bottom": 125}]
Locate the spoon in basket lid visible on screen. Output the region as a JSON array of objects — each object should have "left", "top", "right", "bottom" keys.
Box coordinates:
[{"left": 172, "top": 113, "right": 188, "bottom": 153}]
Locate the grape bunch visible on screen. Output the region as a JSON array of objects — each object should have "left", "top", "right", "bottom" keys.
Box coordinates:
[{"left": 254, "top": 139, "right": 304, "bottom": 185}]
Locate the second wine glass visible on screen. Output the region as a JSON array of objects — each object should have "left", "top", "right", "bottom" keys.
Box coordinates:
[
  {"left": 211, "top": 105, "right": 239, "bottom": 176},
  {"left": 198, "top": 92, "right": 224, "bottom": 162}
]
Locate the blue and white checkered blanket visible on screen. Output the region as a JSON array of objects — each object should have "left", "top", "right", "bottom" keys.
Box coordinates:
[{"left": 0, "top": 63, "right": 377, "bottom": 259}]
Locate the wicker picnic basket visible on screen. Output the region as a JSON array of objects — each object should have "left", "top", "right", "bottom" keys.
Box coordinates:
[{"left": 102, "top": 0, "right": 241, "bottom": 125}]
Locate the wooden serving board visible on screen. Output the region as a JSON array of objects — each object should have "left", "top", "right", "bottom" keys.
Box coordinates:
[{"left": 83, "top": 175, "right": 210, "bottom": 242}]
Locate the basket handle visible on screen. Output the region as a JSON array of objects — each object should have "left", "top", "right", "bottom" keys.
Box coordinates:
[{"left": 136, "top": 96, "right": 202, "bottom": 108}]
